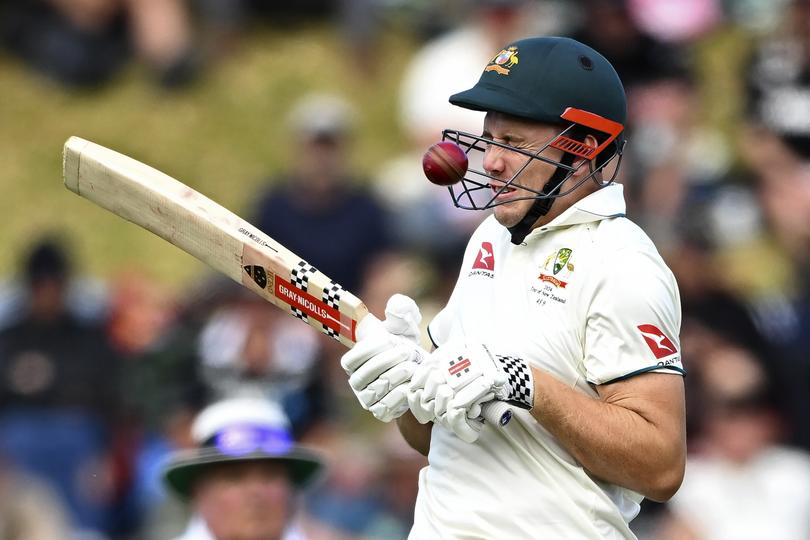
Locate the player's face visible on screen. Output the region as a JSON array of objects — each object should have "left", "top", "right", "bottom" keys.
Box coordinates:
[
  {"left": 195, "top": 461, "right": 293, "bottom": 540},
  {"left": 481, "top": 112, "right": 565, "bottom": 228}
]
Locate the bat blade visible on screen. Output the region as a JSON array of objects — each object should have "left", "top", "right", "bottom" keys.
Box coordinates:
[{"left": 63, "top": 136, "right": 368, "bottom": 347}]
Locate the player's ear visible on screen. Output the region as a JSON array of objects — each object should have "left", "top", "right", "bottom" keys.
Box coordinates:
[{"left": 573, "top": 134, "right": 599, "bottom": 173}]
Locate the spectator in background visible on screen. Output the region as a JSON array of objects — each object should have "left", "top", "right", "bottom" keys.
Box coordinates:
[
  {"left": 0, "top": 238, "right": 121, "bottom": 417},
  {"left": 736, "top": 119, "right": 810, "bottom": 451},
  {"left": 621, "top": 0, "right": 722, "bottom": 45},
  {"left": 195, "top": 289, "right": 330, "bottom": 439},
  {"left": 623, "top": 71, "right": 734, "bottom": 249},
  {"left": 253, "top": 93, "right": 394, "bottom": 294},
  {"left": 657, "top": 344, "right": 810, "bottom": 540},
  {"left": 125, "top": 274, "right": 328, "bottom": 538},
  {"left": 571, "top": 0, "right": 689, "bottom": 91},
  {"left": 106, "top": 270, "right": 177, "bottom": 359},
  {"left": 0, "top": 0, "right": 198, "bottom": 88},
  {"left": 162, "top": 397, "right": 324, "bottom": 540},
  {"left": 746, "top": 0, "right": 810, "bottom": 161},
  {"left": 124, "top": 279, "right": 238, "bottom": 536},
  {"left": 398, "top": 0, "right": 541, "bottom": 145},
  {"left": 0, "top": 237, "right": 124, "bottom": 536}
]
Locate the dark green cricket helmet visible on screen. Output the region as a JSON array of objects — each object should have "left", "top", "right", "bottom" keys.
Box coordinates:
[
  {"left": 440, "top": 36, "right": 628, "bottom": 244},
  {"left": 450, "top": 36, "right": 626, "bottom": 144}
]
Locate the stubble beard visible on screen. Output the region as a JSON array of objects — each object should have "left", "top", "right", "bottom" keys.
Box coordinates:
[{"left": 493, "top": 198, "right": 533, "bottom": 228}]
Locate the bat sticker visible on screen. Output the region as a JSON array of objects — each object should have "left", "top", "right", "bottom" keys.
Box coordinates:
[
  {"left": 274, "top": 276, "right": 355, "bottom": 339},
  {"left": 243, "top": 265, "right": 268, "bottom": 289},
  {"left": 238, "top": 227, "right": 279, "bottom": 252}
]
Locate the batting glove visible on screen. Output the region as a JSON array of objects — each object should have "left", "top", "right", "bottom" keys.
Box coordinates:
[
  {"left": 340, "top": 294, "right": 426, "bottom": 422},
  {"left": 409, "top": 342, "right": 534, "bottom": 442}
]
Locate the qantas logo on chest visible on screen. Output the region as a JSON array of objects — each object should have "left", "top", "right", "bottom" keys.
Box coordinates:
[
  {"left": 469, "top": 242, "right": 496, "bottom": 278},
  {"left": 637, "top": 324, "right": 677, "bottom": 359},
  {"left": 473, "top": 242, "right": 494, "bottom": 270}
]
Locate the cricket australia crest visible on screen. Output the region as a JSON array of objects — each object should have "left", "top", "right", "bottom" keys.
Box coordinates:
[
  {"left": 485, "top": 46, "right": 519, "bottom": 75},
  {"left": 552, "top": 248, "right": 572, "bottom": 275},
  {"left": 537, "top": 248, "right": 575, "bottom": 290}
]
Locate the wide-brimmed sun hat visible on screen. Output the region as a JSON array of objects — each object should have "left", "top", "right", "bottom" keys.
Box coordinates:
[{"left": 162, "top": 397, "right": 324, "bottom": 499}]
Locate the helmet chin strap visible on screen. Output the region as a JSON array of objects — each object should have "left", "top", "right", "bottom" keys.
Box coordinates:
[{"left": 507, "top": 153, "right": 576, "bottom": 245}]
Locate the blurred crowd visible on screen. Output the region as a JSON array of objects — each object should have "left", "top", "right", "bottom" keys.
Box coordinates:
[{"left": 2, "top": 0, "right": 810, "bottom": 539}]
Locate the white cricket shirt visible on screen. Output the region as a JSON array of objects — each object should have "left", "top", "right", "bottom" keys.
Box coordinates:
[{"left": 414, "top": 184, "right": 683, "bottom": 539}]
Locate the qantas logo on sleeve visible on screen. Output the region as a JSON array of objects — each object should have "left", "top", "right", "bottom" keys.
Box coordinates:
[
  {"left": 637, "top": 324, "right": 677, "bottom": 359},
  {"left": 472, "top": 242, "right": 495, "bottom": 271}
]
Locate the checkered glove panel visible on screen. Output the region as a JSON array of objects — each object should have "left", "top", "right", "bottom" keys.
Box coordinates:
[
  {"left": 409, "top": 342, "right": 535, "bottom": 432},
  {"left": 494, "top": 354, "right": 534, "bottom": 410}
]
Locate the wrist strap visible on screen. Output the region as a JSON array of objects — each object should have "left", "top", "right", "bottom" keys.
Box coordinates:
[{"left": 494, "top": 354, "right": 534, "bottom": 410}]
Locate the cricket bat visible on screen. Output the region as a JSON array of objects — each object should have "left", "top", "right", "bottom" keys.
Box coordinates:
[{"left": 62, "top": 136, "right": 512, "bottom": 427}]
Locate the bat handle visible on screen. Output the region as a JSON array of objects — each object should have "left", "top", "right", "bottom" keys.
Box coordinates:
[{"left": 481, "top": 400, "right": 513, "bottom": 427}]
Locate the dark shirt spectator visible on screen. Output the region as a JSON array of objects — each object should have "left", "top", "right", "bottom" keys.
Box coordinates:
[
  {"left": 0, "top": 238, "right": 122, "bottom": 535},
  {"left": 253, "top": 93, "right": 394, "bottom": 293},
  {"left": 0, "top": 239, "right": 120, "bottom": 417}
]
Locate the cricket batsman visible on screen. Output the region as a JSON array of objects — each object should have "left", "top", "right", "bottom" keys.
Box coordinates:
[{"left": 341, "top": 36, "right": 686, "bottom": 539}]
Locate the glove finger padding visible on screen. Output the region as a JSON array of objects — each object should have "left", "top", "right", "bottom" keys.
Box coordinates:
[
  {"left": 341, "top": 334, "right": 395, "bottom": 373},
  {"left": 439, "top": 407, "right": 483, "bottom": 443},
  {"left": 431, "top": 384, "right": 454, "bottom": 419},
  {"left": 340, "top": 296, "right": 430, "bottom": 424},
  {"left": 408, "top": 359, "right": 442, "bottom": 424},
  {"left": 356, "top": 361, "right": 417, "bottom": 407},
  {"left": 434, "top": 379, "right": 495, "bottom": 418},
  {"left": 467, "top": 401, "right": 482, "bottom": 420},
  {"left": 347, "top": 340, "right": 416, "bottom": 390},
  {"left": 383, "top": 294, "right": 422, "bottom": 343},
  {"left": 451, "top": 379, "right": 500, "bottom": 412},
  {"left": 407, "top": 387, "right": 436, "bottom": 424},
  {"left": 369, "top": 384, "right": 411, "bottom": 423}
]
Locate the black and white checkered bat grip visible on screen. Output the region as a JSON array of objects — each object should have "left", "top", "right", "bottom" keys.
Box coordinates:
[{"left": 494, "top": 354, "right": 534, "bottom": 410}]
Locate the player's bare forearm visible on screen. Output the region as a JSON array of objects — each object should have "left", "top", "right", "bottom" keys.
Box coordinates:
[
  {"left": 530, "top": 370, "right": 686, "bottom": 501},
  {"left": 396, "top": 411, "right": 432, "bottom": 456}
]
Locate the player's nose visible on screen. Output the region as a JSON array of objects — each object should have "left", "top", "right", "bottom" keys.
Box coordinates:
[{"left": 482, "top": 144, "right": 506, "bottom": 177}]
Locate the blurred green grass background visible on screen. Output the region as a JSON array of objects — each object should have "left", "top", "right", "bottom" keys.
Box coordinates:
[{"left": 0, "top": 25, "right": 415, "bottom": 287}]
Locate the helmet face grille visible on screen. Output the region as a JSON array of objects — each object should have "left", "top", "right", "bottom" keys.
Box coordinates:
[{"left": 440, "top": 113, "right": 625, "bottom": 212}]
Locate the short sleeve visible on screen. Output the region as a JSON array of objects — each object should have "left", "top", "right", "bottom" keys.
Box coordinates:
[{"left": 583, "top": 248, "right": 684, "bottom": 385}]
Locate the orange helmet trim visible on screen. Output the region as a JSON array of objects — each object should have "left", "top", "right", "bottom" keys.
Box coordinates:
[{"left": 549, "top": 107, "right": 624, "bottom": 160}]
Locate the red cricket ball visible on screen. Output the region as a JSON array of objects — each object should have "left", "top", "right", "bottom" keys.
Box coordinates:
[{"left": 422, "top": 141, "right": 468, "bottom": 186}]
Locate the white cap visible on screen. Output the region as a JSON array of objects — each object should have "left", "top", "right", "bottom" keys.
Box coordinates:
[{"left": 191, "top": 397, "right": 290, "bottom": 443}]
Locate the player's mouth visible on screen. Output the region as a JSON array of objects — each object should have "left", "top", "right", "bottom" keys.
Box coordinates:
[{"left": 490, "top": 182, "right": 518, "bottom": 200}]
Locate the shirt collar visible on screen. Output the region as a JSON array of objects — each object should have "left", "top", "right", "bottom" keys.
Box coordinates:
[
  {"left": 524, "top": 183, "right": 626, "bottom": 239},
  {"left": 174, "top": 514, "right": 306, "bottom": 540},
  {"left": 174, "top": 515, "right": 215, "bottom": 540}
]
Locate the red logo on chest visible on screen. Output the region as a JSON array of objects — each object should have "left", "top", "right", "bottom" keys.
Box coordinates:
[{"left": 473, "top": 242, "right": 495, "bottom": 271}]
